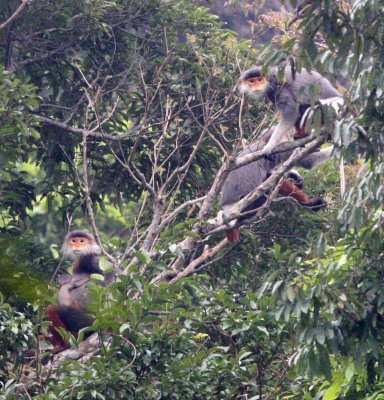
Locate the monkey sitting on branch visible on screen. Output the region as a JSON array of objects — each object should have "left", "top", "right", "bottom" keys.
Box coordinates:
[
  {"left": 220, "top": 128, "right": 332, "bottom": 242},
  {"left": 42, "top": 231, "right": 105, "bottom": 353}
]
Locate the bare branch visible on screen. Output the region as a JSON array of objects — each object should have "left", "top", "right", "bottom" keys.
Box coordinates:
[
  {"left": 0, "top": 0, "right": 28, "bottom": 31},
  {"left": 80, "top": 90, "right": 118, "bottom": 265},
  {"left": 159, "top": 127, "right": 208, "bottom": 195},
  {"left": 158, "top": 195, "right": 207, "bottom": 229},
  {"left": 233, "top": 133, "right": 317, "bottom": 171},
  {"left": 168, "top": 239, "right": 228, "bottom": 284},
  {"left": 81, "top": 131, "right": 116, "bottom": 265},
  {"left": 34, "top": 114, "right": 142, "bottom": 141},
  {"left": 17, "top": 43, "right": 74, "bottom": 69}
]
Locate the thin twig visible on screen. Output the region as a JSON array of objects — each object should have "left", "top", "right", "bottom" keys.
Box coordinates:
[
  {"left": 81, "top": 99, "right": 117, "bottom": 264},
  {"left": 0, "top": 0, "right": 29, "bottom": 31},
  {"left": 158, "top": 196, "right": 207, "bottom": 230},
  {"left": 34, "top": 114, "right": 142, "bottom": 141},
  {"left": 168, "top": 239, "right": 228, "bottom": 284}
]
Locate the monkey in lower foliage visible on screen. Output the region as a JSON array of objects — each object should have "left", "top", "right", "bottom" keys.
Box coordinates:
[
  {"left": 220, "top": 128, "right": 333, "bottom": 242},
  {"left": 238, "top": 64, "right": 345, "bottom": 150},
  {"left": 43, "top": 231, "right": 104, "bottom": 353}
]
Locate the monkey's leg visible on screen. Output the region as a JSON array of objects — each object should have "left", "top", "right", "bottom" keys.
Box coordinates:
[
  {"left": 225, "top": 228, "right": 240, "bottom": 242},
  {"left": 45, "top": 304, "right": 71, "bottom": 353},
  {"left": 58, "top": 306, "right": 94, "bottom": 337},
  {"left": 294, "top": 104, "right": 315, "bottom": 139},
  {"left": 221, "top": 197, "right": 267, "bottom": 242},
  {"left": 279, "top": 180, "right": 326, "bottom": 211},
  {"left": 294, "top": 118, "right": 309, "bottom": 139},
  {"left": 263, "top": 90, "right": 298, "bottom": 153},
  {"left": 262, "top": 118, "right": 295, "bottom": 153},
  {"left": 44, "top": 305, "right": 94, "bottom": 353},
  {"left": 218, "top": 208, "right": 240, "bottom": 243}
]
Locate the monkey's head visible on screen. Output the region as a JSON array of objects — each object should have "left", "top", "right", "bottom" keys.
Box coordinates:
[
  {"left": 62, "top": 231, "right": 101, "bottom": 258},
  {"left": 238, "top": 67, "right": 269, "bottom": 99}
]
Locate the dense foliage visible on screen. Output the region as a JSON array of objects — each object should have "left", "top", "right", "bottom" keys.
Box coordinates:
[{"left": 1, "top": 0, "right": 384, "bottom": 399}]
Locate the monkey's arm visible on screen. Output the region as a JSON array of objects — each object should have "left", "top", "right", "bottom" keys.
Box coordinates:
[
  {"left": 57, "top": 274, "right": 74, "bottom": 289},
  {"left": 57, "top": 273, "right": 89, "bottom": 289},
  {"left": 57, "top": 274, "right": 90, "bottom": 307},
  {"left": 71, "top": 274, "right": 90, "bottom": 289},
  {"left": 295, "top": 146, "right": 333, "bottom": 169},
  {"left": 263, "top": 90, "right": 298, "bottom": 153}
]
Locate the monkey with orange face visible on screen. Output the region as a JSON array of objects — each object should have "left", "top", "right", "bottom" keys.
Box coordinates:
[
  {"left": 218, "top": 65, "right": 344, "bottom": 242},
  {"left": 43, "top": 231, "right": 103, "bottom": 353},
  {"left": 237, "top": 64, "right": 345, "bottom": 150}
]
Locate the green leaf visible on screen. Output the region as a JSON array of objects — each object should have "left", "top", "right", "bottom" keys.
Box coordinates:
[
  {"left": 119, "top": 323, "right": 130, "bottom": 334},
  {"left": 238, "top": 351, "right": 253, "bottom": 361},
  {"left": 135, "top": 251, "right": 151, "bottom": 264},
  {"left": 286, "top": 286, "right": 295, "bottom": 302},
  {"left": 256, "top": 326, "right": 269, "bottom": 336},
  {"left": 345, "top": 361, "right": 355, "bottom": 382},
  {"left": 99, "top": 256, "right": 114, "bottom": 272},
  {"left": 272, "top": 280, "right": 283, "bottom": 295},
  {"left": 323, "top": 378, "right": 343, "bottom": 400},
  {"left": 90, "top": 273, "right": 104, "bottom": 282},
  {"left": 315, "top": 327, "right": 326, "bottom": 345}
]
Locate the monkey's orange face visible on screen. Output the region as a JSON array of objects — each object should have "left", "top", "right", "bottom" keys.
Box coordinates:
[
  {"left": 69, "top": 236, "right": 91, "bottom": 253},
  {"left": 238, "top": 76, "right": 268, "bottom": 98},
  {"left": 63, "top": 235, "right": 101, "bottom": 258}
]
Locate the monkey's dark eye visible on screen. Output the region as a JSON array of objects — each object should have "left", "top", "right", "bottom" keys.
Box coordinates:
[
  {"left": 80, "top": 239, "right": 85, "bottom": 243},
  {"left": 249, "top": 77, "right": 263, "bottom": 83}
]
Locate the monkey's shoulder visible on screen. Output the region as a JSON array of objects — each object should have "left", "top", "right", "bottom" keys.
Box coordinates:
[{"left": 282, "top": 68, "right": 342, "bottom": 100}]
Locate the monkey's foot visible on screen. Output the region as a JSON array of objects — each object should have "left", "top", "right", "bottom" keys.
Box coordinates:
[{"left": 301, "top": 197, "right": 327, "bottom": 212}]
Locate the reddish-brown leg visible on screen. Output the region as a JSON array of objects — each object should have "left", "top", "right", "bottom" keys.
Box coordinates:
[
  {"left": 279, "top": 180, "right": 326, "bottom": 211},
  {"left": 226, "top": 228, "right": 240, "bottom": 243},
  {"left": 44, "top": 304, "right": 70, "bottom": 353}
]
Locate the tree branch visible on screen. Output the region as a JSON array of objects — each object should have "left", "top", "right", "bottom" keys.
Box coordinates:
[
  {"left": 34, "top": 114, "right": 142, "bottom": 141},
  {"left": 168, "top": 239, "right": 228, "bottom": 284},
  {"left": 158, "top": 196, "right": 206, "bottom": 230},
  {"left": 0, "top": 0, "right": 28, "bottom": 31}
]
